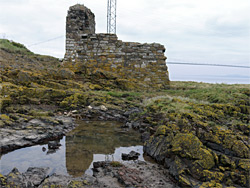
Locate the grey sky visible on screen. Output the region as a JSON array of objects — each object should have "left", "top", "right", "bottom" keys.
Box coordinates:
[{"left": 0, "top": 0, "right": 249, "bottom": 83}]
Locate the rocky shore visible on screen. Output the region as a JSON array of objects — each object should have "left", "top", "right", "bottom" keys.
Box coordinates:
[
  {"left": 0, "top": 106, "right": 129, "bottom": 155},
  {"left": 0, "top": 39, "right": 249, "bottom": 187},
  {"left": 0, "top": 115, "right": 74, "bottom": 154},
  {"left": 0, "top": 161, "right": 179, "bottom": 188}
]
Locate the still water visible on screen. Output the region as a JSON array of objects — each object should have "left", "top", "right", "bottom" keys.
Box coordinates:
[{"left": 0, "top": 121, "right": 144, "bottom": 177}]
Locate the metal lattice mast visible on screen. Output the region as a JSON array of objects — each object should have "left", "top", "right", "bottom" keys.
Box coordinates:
[{"left": 107, "top": 0, "right": 117, "bottom": 34}]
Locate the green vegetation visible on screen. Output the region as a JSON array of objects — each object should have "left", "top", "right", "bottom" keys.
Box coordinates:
[
  {"left": 142, "top": 82, "right": 249, "bottom": 187},
  {"left": 110, "top": 161, "right": 123, "bottom": 167},
  {"left": 166, "top": 81, "right": 250, "bottom": 105},
  {"left": 0, "top": 39, "right": 33, "bottom": 54}
]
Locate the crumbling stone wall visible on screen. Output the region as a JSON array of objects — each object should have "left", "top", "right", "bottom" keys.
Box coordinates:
[{"left": 64, "top": 4, "right": 170, "bottom": 88}]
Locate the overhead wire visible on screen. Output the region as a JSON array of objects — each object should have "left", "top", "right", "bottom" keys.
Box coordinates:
[
  {"left": 28, "top": 35, "right": 64, "bottom": 47},
  {"left": 25, "top": 35, "right": 249, "bottom": 69},
  {"left": 167, "top": 62, "right": 250, "bottom": 69}
]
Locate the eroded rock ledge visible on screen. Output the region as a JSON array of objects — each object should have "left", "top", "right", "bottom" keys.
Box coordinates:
[{"left": 0, "top": 161, "right": 178, "bottom": 188}]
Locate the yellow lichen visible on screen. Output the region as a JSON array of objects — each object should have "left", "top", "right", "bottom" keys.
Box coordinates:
[
  {"left": 238, "top": 159, "right": 250, "bottom": 171},
  {"left": 155, "top": 125, "right": 168, "bottom": 136},
  {"left": 194, "top": 148, "right": 215, "bottom": 170},
  {"left": 0, "top": 114, "right": 10, "bottom": 121},
  {"left": 178, "top": 175, "right": 192, "bottom": 187},
  {"left": 199, "top": 180, "right": 223, "bottom": 188},
  {"left": 202, "top": 170, "right": 224, "bottom": 182}
]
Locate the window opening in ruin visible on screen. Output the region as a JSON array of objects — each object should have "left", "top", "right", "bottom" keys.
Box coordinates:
[{"left": 85, "top": 13, "right": 89, "bottom": 27}]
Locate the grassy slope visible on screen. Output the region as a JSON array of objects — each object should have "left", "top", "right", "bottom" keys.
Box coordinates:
[{"left": 0, "top": 39, "right": 33, "bottom": 54}]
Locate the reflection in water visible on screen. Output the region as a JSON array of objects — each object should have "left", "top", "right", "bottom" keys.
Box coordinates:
[
  {"left": 66, "top": 121, "right": 142, "bottom": 177},
  {"left": 0, "top": 121, "right": 143, "bottom": 177}
]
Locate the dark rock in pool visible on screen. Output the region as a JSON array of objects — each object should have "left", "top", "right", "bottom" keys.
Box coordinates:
[
  {"left": 93, "top": 161, "right": 107, "bottom": 169},
  {"left": 42, "top": 147, "right": 46, "bottom": 152},
  {"left": 122, "top": 151, "right": 140, "bottom": 160},
  {"left": 48, "top": 141, "right": 61, "bottom": 149}
]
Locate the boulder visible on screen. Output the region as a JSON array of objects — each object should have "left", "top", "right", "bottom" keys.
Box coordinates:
[
  {"left": 17, "top": 71, "right": 33, "bottom": 84},
  {"left": 3, "top": 167, "right": 49, "bottom": 187},
  {"left": 23, "top": 167, "right": 50, "bottom": 186},
  {"left": 144, "top": 132, "right": 216, "bottom": 187},
  {"left": 121, "top": 151, "right": 140, "bottom": 160},
  {"left": 48, "top": 140, "right": 61, "bottom": 149},
  {"left": 57, "top": 68, "right": 75, "bottom": 79}
]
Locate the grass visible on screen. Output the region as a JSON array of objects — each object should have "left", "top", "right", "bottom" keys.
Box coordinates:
[
  {"left": 0, "top": 39, "right": 33, "bottom": 54},
  {"left": 107, "top": 91, "right": 141, "bottom": 98},
  {"left": 141, "top": 81, "right": 249, "bottom": 137},
  {"left": 110, "top": 161, "right": 123, "bottom": 167},
  {"left": 165, "top": 81, "right": 250, "bottom": 105}
]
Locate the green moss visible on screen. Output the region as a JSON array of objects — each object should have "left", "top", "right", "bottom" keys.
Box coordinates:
[
  {"left": 238, "top": 159, "right": 250, "bottom": 172},
  {"left": 231, "top": 140, "right": 249, "bottom": 158},
  {"left": 89, "top": 84, "right": 102, "bottom": 90},
  {"left": 29, "top": 110, "right": 52, "bottom": 117},
  {"left": 0, "top": 97, "right": 12, "bottom": 110},
  {"left": 0, "top": 120, "right": 4, "bottom": 127},
  {"left": 0, "top": 114, "right": 10, "bottom": 121},
  {"left": 68, "top": 180, "right": 85, "bottom": 188},
  {"left": 203, "top": 131, "right": 221, "bottom": 144},
  {"left": 155, "top": 125, "right": 168, "bottom": 136},
  {"left": 116, "top": 78, "right": 137, "bottom": 90},
  {"left": 219, "top": 155, "right": 235, "bottom": 168},
  {"left": 229, "top": 172, "right": 247, "bottom": 187},
  {"left": 60, "top": 93, "right": 88, "bottom": 109},
  {"left": 201, "top": 170, "right": 224, "bottom": 182},
  {"left": 178, "top": 175, "right": 192, "bottom": 187},
  {"left": 0, "top": 173, "right": 6, "bottom": 187},
  {"left": 0, "top": 173, "right": 5, "bottom": 179},
  {"left": 199, "top": 180, "right": 223, "bottom": 188},
  {"left": 169, "top": 133, "right": 215, "bottom": 171},
  {"left": 170, "top": 133, "right": 202, "bottom": 158},
  {"left": 171, "top": 156, "right": 187, "bottom": 176},
  {"left": 110, "top": 161, "right": 123, "bottom": 167},
  {"left": 194, "top": 148, "right": 215, "bottom": 170}
]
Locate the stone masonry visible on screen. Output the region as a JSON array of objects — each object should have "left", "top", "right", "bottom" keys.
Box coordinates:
[{"left": 64, "top": 4, "right": 170, "bottom": 88}]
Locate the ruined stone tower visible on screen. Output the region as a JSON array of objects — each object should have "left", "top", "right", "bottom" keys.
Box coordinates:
[
  {"left": 66, "top": 4, "right": 95, "bottom": 40},
  {"left": 64, "top": 4, "right": 170, "bottom": 89}
]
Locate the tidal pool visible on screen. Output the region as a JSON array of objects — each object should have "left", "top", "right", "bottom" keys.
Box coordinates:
[{"left": 0, "top": 121, "right": 144, "bottom": 177}]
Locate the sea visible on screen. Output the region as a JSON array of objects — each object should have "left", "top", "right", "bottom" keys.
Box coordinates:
[{"left": 170, "top": 75, "right": 250, "bottom": 85}]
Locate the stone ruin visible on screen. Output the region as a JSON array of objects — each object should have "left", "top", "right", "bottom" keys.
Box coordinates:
[{"left": 64, "top": 4, "right": 170, "bottom": 88}]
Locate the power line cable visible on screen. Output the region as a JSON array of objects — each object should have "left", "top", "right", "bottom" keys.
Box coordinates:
[
  {"left": 167, "top": 62, "right": 250, "bottom": 69},
  {"left": 28, "top": 35, "right": 64, "bottom": 47},
  {"left": 25, "top": 36, "right": 250, "bottom": 69}
]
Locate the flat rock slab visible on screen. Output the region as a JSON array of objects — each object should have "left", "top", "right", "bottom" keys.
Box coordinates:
[
  {"left": 93, "top": 161, "right": 179, "bottom": 188},
  {"left": 0, "top": 116, "right": 76, "bottom": 154},
  {"left": 122, "top": 150, "right": 140, "bottom": 160}
]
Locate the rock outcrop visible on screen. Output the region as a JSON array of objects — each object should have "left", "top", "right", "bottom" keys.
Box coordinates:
[{"left": 141, "top": 93, "right": 250, "bottom": 187}]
